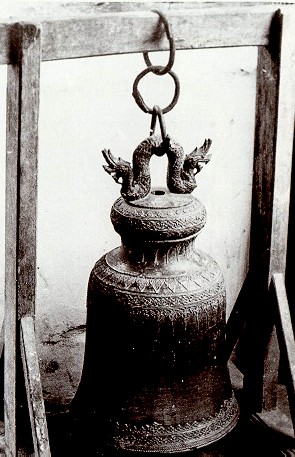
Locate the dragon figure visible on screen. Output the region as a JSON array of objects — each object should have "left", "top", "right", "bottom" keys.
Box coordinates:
[{"left": 102, "top": 134, "right": 212, "bottom": 201}]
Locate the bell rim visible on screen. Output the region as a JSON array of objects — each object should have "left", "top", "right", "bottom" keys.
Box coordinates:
[{"left": 108, "top": 394, "right": 240, "bottom": 453}]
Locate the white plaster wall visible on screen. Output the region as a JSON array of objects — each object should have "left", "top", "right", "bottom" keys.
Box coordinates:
[{"left": 0, "top": 46, "right": 257, "bottom": 406}]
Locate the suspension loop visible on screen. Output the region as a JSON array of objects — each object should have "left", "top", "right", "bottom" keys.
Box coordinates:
[
  {"left": 132, "top": 66, "right": 180, "bottom": 114},
  {"left": 143, "top": 10, "right": 175, "bottom": 75},
  {"left": 149, "top": 107, "right": 158, "bottom": 136},
  {"left": 150, "top": 105, "right": 167, "bottom": 142},
  {"left": 133, "top": 9, "right": 179, "bottom": 124},
  {"left": 155, "top": 105, "right": 167, "bottom": 141}
]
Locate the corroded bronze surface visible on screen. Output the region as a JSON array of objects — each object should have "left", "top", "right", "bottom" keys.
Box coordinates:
[
  {"left": 103, "top": 134, "right": 211, "bottom": 201},
  {"left": 75, "top": 189, "right": 239, "bottom": 453},
  {"left": 111, "top": 397, "right": 239, "bottom": 453},
  {"left": 111, "top": 191, "right": 207, "bottom": 241}
]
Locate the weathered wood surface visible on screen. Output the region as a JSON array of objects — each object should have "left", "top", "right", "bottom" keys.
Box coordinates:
[
  {"left": 16, "top": 22, "right": 41, "bottom": 320},
  {"left": 0, "top": 321, "right": 4, "bottom": 360},
  {"left": 269, "top": 8, "right": 295, "bottom": 279},
  {"left": 0, "top": 3, "right": 289, "bottom": 64},
  {"left": 250, "top": 11, "right": 281, "bottom": 291},
  {"left": 4, "top": 22, "right": 41, "bottom": 456},
  {"left": 228, "top": 4, "right": 294, "bottom": 411},
  {"left": 20, "top": 317, "right": 51, "bottom": 456},
  {"left": 229, "top": 10, "right": 281, "bottom": 412},
  {"left": 251, "top": 17, "right": 281, "bottom": 412},
  {"left": 1, "top": 1, "right": 278, "bottom": 17},
  {"left": 0, "top": 421, "right": 4, "bottom": 453},
  {"left": 271, "top": 273, "right": 295, "bottom": 434},
  {"left": 5, "top": 48, "right": 20, "bottom": 457},
  {"left": 229, "top": 6, "right": 295, "bottom": 413},
  {"left": 262, "top": 6, "right": 295, "bottom": 411}
]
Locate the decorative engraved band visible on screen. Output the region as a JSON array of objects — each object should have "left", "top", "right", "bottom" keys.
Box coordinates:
[
  {"left": 111, "top": 196, "right": 207, "bottom": 240},
  {"left": 110, "top": 395, "right": 239, "bottom": 453}
]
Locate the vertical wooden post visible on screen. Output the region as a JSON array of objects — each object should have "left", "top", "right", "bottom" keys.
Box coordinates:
[
  {"left": 240, "top": 7, "right": 295, "bottom": 412},
  {"left": 238, "top": 10, "right": 282, "bottom": 412},
  {"left": 4, "top": 22, "right": 41, "bottom": 455},
  {"left": 5, "top": 45, "right": 19, "bottom": 457},
  {"left": 268, "top": 8, "right": 295, "bottom": 279},
  {"left": 263, "top": 7, "right": 295, "bottom": 410}
]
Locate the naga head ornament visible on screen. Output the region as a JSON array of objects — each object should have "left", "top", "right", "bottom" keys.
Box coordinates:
[
  {"left": 102, "top": 134, "right": 212, "bottom": 201},
  {"left": 102, "top": 8, "right": 212, "bottom": 202}
]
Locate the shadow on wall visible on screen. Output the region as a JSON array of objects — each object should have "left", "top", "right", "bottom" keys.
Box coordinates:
[{"left": 0, "top": 46, "right": 257, "bottom": 408}]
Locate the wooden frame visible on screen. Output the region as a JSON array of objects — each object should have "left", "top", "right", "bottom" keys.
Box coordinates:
[
  {"left": 0, "top": 2, "right": 294, "bottom": 455},
  {"left": 4, "top": 21, "right": 50, "bottom": 456}
]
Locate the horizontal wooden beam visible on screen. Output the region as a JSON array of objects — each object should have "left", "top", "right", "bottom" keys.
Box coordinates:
[{"left": 0, "top": 3, "right": 285, "bottom": 64}]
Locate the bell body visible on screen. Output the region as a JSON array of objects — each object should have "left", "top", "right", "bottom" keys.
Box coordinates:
[{"left": 76, "top": 189, "right": 239, "bottom": 453}]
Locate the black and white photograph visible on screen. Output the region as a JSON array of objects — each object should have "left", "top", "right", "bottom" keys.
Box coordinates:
[{"left": 0, "top": 1, "right": 294, "bottom": 455}]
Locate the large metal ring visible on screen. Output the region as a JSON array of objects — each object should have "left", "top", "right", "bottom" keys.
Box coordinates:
[
  {"left": 132, "top": 66, "right": 180, "bottom": 114},
  {"left": 143, "top": 10, "right": 175, "bottom": 76}
]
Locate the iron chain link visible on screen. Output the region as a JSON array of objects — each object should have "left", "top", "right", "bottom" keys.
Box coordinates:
[{"left": 132, "top": 10, "right": 180, "bottom": 132}]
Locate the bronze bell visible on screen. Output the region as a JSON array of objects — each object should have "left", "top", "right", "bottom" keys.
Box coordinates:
[{"left": 74, "top": 134, "right": 239, "bottom": 453}]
